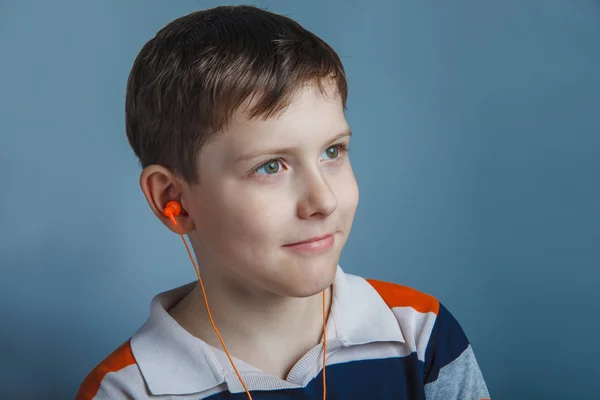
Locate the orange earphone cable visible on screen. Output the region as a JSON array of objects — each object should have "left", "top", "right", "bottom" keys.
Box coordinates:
[
  {"left": 322, "top": 290, "right": 327, "bottom": 399},
  {"left": 167, "top": 214, "right": 253, "bottom": 400},
  {"left": 163, "top": 201, "right": 327, "bottom": 400}
]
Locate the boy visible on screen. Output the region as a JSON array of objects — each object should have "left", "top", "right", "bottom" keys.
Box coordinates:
[{"left": 77, "top": 5, "right": 490, "bottom": 400}]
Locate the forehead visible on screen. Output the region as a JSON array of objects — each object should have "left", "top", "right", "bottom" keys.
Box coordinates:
[{"left": 221, "top": 84, "right": 347, "bottom": 147}]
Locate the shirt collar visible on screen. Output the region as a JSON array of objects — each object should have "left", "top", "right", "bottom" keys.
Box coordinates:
[
  {"left": 130, "top": 265, "right": 404, "bottom": 396},
  {"left": 331, "top": 266, "right": 405, "bottom": 346}
]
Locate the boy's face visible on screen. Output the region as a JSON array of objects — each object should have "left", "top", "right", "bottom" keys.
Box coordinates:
[{"left": 183, "top": 83, "right": 358, "bottom": 298}]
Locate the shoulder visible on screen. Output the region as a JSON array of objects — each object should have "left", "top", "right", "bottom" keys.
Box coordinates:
[
  {"left": 75, "top": 340, "right": 144, "bottom": 400},
  {"left": 365, "top": 278, "right": 463, "bottom": 332},
  {"left": 365, "top": 278, "right": 440, "bottom": 315},
  {"left": 365, "top": 278, "right": 489, "bottom": 397},
  {"left": 365, "top": 278, "right": 469, "bottom": 363}
]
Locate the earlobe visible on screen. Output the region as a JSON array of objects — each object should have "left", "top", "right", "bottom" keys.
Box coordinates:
[{"left": 139, "top": 165, "right": 195, "bottom": 234}]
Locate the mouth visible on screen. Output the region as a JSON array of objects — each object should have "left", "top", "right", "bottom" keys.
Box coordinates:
[
  {"left": 285, "top": 234, "right": 332, "bottom": 246},
  {"left": 282, "top": 233, "right": 335, "bottom": 253}
]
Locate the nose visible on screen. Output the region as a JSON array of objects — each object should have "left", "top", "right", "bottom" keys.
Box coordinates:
[{"left": 296, "top": 169, "right": 338, "bottom": 219}]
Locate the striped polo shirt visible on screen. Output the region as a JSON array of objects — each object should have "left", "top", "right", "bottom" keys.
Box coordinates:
[{"left": 76, "top": 266, "right": 490, "bottom": 399}]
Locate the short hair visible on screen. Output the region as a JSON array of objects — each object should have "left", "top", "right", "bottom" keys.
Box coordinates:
[{"left": 125, "top": 5, "right": 348, "bottom": 183}]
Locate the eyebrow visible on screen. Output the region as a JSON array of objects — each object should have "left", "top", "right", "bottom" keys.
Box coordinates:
[{"left": 234, "top": 129, "right": 352, "bottom": 164}]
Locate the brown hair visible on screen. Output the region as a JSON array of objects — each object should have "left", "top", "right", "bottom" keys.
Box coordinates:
[{"left": 125, "top": 5, "right": 348, "bottom": 183}]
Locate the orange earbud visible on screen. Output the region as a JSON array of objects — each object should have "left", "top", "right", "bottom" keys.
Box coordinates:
[{"left": 163, "top": 200, "right": 182, "bottom": 218}]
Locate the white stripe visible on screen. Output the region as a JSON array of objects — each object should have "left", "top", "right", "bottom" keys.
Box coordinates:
[
  {"left": 327, "top": 340, "right": 415, "bottom": 368},
  {"left": 391, "top": 306, "right": 437, "bottom": 362}
]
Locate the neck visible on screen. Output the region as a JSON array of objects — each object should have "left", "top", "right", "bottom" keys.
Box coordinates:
[
  {"left": 198, "top": 276, "right": 329, "bottom": 343},
  {"left": 169, "top": 266, "right": 332, "bottom": 378}
]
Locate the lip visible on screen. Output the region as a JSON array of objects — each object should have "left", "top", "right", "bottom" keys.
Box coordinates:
[
  {"left": 282, "top": 233, "right": 335, "bottom": 253},
  {"left": 285, "top": 234, "right": 333, "bottom": 246}
]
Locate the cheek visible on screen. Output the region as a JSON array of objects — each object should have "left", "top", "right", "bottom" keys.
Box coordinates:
[
  {"left": 210, "top": 189, "right": 288, "bottom": 254},
  {"left": 332, "top": 166, "right": 359, "bottom": 215}
]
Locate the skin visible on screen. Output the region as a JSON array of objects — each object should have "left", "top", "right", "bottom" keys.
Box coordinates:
[{"left": 139, "top": 82, "right": 359, "bottom": 379}]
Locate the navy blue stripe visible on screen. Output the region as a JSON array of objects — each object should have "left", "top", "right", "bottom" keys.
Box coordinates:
[
  {"left": 423, "top": 303, "right": 470, "bottom": 384},
  {"left": 207, "top": 353, "right": 425, "bottom": 399}
]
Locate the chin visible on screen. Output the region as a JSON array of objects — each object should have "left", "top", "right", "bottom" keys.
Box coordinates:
[
  {"left": 278, "top": 259, "right": 338, "bottom": 298},
  {"left": 281, "top": 284, "right": 331, "bottom": 298}
]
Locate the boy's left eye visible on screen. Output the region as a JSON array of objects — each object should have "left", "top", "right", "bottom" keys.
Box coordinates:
[{"left": 321, "top": 145, "right": 342, "bottom": 160}]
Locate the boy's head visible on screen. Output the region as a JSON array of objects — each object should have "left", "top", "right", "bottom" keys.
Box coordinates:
[{"left": 126, "top": 6, "right": 358, "bottom": 298}]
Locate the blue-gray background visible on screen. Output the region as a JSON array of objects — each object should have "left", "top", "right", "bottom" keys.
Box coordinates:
[{"left": 1, "top": 1, "right": 598, "bottom": 399}]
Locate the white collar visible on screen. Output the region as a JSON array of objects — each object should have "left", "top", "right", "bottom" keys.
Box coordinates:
[{"left": 130, "top": 265, "right": 405, "bottom": 396}]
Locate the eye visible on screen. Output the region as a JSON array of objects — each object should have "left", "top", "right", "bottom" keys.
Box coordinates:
[
  {"left": 255, "top": 159, "right": 283, "bottom": 175},
  {"left": 321, "top": 144, "right": 346, "bottom": 160}
]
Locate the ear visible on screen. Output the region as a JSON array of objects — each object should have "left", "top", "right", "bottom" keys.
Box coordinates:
[{"left": 139, "top": 165, "right": 195, "bottom": 234}]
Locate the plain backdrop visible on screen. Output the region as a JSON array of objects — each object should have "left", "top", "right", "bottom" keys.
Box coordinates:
[{"left": 1, "top": 1, "right": 599, "bottom": 399}]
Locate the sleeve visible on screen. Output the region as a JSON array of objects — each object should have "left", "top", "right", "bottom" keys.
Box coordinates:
[{"left": 423, "top": 303, "right": 490, "bottom": 400}]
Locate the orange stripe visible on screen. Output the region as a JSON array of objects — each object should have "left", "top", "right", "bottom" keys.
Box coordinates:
[
  {"left": 75, "top": 340, "right": 136, "bottom": 400},
  {"left": 366, "top": 279, "right": 440, "bottom": 315}
]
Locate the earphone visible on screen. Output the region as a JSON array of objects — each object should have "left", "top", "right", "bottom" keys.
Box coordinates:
[{"left": 162, "top": 200, "right": 328, "bottom": 400}]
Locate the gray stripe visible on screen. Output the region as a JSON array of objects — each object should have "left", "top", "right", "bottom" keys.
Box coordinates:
[{"left": 424, "top": 345, "right": 490, "bottom": 400}]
